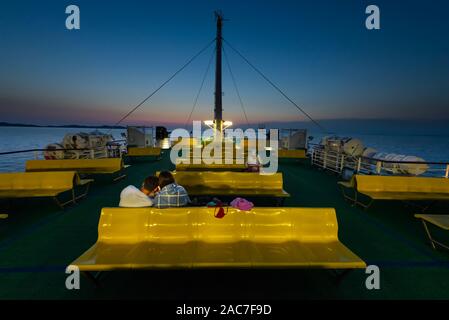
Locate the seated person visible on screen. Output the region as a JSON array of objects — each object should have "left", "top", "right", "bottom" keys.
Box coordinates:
[
  {"left": 119, "top": 176, "right": 159, "bottom": 207},
  {"left": 154, "top": 171, "right": 190, "bottom": 208},
  {"left": 246, "top": 149, "right": 260, "bottom": 172}
]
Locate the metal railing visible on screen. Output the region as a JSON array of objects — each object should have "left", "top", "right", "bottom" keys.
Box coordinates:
[
  {"left": 310, "top": 144, "right": 449, "bottom": 178},
  {"left": 0, "top": 141, "right": 126, "bottom": 172},
  {"left": 0, "top": 146, "right": 123, "bottom": 159}
]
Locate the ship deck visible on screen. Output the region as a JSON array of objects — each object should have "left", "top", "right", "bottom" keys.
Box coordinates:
[{"left": 1, "top": 152, "right": 449, "bottom": 300}]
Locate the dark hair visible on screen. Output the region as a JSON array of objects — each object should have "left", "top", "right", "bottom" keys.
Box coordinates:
[
  {"left": 158, "top": 171, "right": 175, "bottom": 189},
  {"left": 142, "top": 176, "right": 159, "bottom": 192}
]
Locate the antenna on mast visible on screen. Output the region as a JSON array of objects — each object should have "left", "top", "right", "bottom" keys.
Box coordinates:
[
  {"left": 214, "top": 10, "right": 224, "bottom": 134},
  {"left": 204, "top": 11, "right": 232, "bottom": 135}
]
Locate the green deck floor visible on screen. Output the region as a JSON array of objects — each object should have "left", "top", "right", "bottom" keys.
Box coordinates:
[{"left": 1, "top": 152, "right": 449, "bottom": 299}]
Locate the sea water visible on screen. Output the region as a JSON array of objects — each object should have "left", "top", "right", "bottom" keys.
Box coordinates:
[
  {"left": 308, "top": 132, "right": 449, "bottom": 163},
  {"left": 0, "top": 126, "right": 448, "bottom": 172},
  {"left": 0, "top": 127, "right": 126, "bottom": 172}
]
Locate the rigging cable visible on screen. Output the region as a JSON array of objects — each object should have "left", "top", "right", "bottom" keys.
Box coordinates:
[
  {"left": 112, "top": 38, "right": 216, "bottom": 127},
  {"left": 223, "top": 46, "right": 250, "bottom": 127},
  {"left": 184, "top": 46, "right": 215, "bottom": 128},
  {"left": 223, "top": 38, "right": 329, "bottom": 134}
]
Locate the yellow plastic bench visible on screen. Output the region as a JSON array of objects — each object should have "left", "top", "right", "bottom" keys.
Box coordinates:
[
  {"left": 415, "top": 214, "right": 449, "bottom": 250},
  {"left": 0, "top": 171, "right": 92, "bottom": 208},
  {"left": 278, "top": 149, "right": 307, "bottom": 159},
  {"left": 70, "top": 207, "right": 366, "bottom": 283},
  {"left": 127, "top": 147, "right": 162, "bottom": 158},
  {"left": 26, "top": 158, "right": 128, "bottom": 181},
  {"left": 338, "top": 175, "right": 449, "bottom": 208},
  {"left": 175, "top": 163, "right": 247, "bottom": 171},
  {"left": 176, "top": 151, "right": 247, "bottom": 161},
  {"left": 162, "top": 171, "right": 290, "bottom": 201}
]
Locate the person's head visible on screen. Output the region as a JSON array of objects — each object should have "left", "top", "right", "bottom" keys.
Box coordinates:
[
  {"left": 141, "top": 176, "right": 159, "bottom": 195},
  {"left": 158, "top": 171, "right": 175, "bottom": 189}
]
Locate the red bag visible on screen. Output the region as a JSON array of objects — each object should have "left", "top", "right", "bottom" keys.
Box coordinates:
[{"left": 214, "top": 205, "right": 228, "bottom": 219}]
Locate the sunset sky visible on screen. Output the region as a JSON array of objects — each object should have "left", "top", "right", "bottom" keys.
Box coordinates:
[{"left": 1, "top": 0, "right": 448, "bottom": 132}]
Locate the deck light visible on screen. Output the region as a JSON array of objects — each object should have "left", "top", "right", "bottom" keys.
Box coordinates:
[{"left": 223, "top": 121, "right": 233, "bottom": 129}]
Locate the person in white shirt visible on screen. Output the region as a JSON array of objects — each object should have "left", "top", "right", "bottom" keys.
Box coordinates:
[
  {"left": 246, "top": 149, "right": 261, "bottom": 172},
  {"left": 119, "top": 176, "right": 160, "bottom": 207}
]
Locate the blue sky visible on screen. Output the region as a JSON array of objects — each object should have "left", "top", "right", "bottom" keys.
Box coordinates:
[{"left": 0, "top": 0, "right": 448, "bottom": 132}]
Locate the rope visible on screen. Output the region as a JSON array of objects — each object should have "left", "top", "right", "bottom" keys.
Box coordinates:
[
  {"left": 184, "top": 46, "right": 215, "bottom": 128},
  {"left": 112, "top": 38, "right": 216, "bottom": 127},
  {"left": 223, "top": 46, "right": 250, "bottom": 127},
  {"left": 223, "top": 39, "right": 329, "bottom": 133}
]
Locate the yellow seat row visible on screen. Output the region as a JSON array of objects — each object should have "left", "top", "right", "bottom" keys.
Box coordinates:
[
  {"left": 175, "top": 163, "right": 247, "bottom": 171},
  {"left": 164, "top": 171, "right": 290, "bottom": 198},
  {"left": 278, "top": 149, "right": 307, "bottom": 159},
  {"left": 0, "top": 171, "right": 92, "bottom": 208},
  {"left": 415, "top": 214, "right": 449, "bottom": 250},
  {"left": 338, "top": 174, "right": 449, "bottom": 208},
  {"left": 26, "top": 158, "right": 128, "bottom": 181},
  {"left": 173, "top": 138, "right": 258, "bottom": 149},
  {"left": 70, "top": 207, "right": 366, "bottom": 271},
  {"left": 127, "top": 147, "right": 162, "bottom": 157},
  {"left": 175, "top": 150, "right": 247, "bottom": 161}
]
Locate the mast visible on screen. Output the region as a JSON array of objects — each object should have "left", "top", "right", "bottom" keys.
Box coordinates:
[{"left": 214, "top": 11, "right": 223, "bottom": 134}]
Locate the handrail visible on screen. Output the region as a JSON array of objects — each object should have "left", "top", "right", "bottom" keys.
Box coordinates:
[
  {"left": 310, "top": 145, "right": 449, "bottom": 178},
  {"left": 308, "top": 143, "right": 449, "bottom": 166},
  {"left": 0, "top": 140, "right": 126, "bottom": 156},
  {"left": 0, "top": 148, "right": 101, "bottom": 156}
]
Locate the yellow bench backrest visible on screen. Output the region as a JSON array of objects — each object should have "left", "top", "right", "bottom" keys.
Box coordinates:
[
  {"left": 127, "top": 147, "right": 161, "bottom": 156},
  {"left": 169, "top": 171, "right": 284, "bottom": 191},
  {"left": 26, "top": 158, "right": 123, "bottom": 173},
  {"left": 97, "top": 207, "right": 338, "bottom": 245},
  {"left": 172, "top": 138, "right": 202, "bottom": 147},
  {"left": 173, "top": 141, "right": 261, "bottom": 159},
  {"left": 278, "top": 149, "right": 306, "bottom": 159},
  {"left": 0, "top": 171, "right": 77, "bottom": 191},
  {"left": 173, "top": 139, "right": 259, "bottom": 148},
  {"left": 354, "top": 175, "right": 449, "bottom": 194},
  {"left": 175, "top": 163, "right": 247, "bottom": 171}
]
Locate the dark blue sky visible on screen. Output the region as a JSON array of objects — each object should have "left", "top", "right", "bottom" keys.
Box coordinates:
[{"left": 0, "top": 0, "right": 448, "bottom": 130}]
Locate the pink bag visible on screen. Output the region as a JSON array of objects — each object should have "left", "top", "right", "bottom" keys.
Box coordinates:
[{"left": 230, "top": 197, "right": 254, "bottom": 211}]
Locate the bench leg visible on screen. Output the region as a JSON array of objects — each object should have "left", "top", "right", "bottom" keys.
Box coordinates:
[
  {"left": 404, "top": 200, "right": 437, "bottom": 213},
  {"left": 82, "top": 271, "right": 104, "bottom": 288},
  {"left": 75, "top": 181, "right": 91, "bottom": 202},
  {"left": 55, "top": 197, "right": 73, "bottom": 209},
  {"left": 53, "top": 197, "right": 65, "bottom": 210},
  {"left": 331, "top": 269, "right": 353, "bottom": 285},
  {"left": 421, "top": 220, "right": 449, "bottom": 250},
  {"left": 113, "top": 174, "right": 126, "bottom": 182},
  {"left": 72, "top": 189, "right": 77, "bottom": 205},
  {"left": 340, "top": 186, "right": 373, "bottom": 210},
  {"left": 421, "top": 200, "right": 437, "bottom": 213},
  {"left": 357, "top": 197, "right": 374, "bottom": 210},
  {"left": 340, "top": 185, "right": 357, "bottom": 205},
  {"left": 113, "top": 169, "right": 127, "bottom": 182},
  {"left": 53, "top": 189, "right": 78, "bottom": 209}
]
